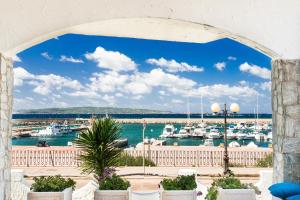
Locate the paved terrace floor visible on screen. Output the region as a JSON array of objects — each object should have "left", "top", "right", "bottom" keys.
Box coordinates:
[{"left": 13, "top": 166, "right": 271, "bottom": 191}]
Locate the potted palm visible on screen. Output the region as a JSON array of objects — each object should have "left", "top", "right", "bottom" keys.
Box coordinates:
[
  {"left": 205, "top": 175, "right": 259, "bottom": 200},
  {"left": 160, "top": 175, "right": 197, "bottom": 200},
  {"left": 27, "top": 175, "right": 76, "bottom": 200},
  {"left": 74, "top": 118, "right": 130, "bottom": 200}
]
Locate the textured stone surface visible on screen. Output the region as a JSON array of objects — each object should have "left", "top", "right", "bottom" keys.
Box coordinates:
[
  {"left": 272, "top": 59, "right": 300, "bottom": 183},
  {"left": 0, "top": 53, "right": 13, "bottom": 200}
]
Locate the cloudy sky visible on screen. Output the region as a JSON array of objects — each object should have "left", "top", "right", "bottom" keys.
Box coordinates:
[{"left": 13, "top": 34, "right": 272, "bottom": 113}]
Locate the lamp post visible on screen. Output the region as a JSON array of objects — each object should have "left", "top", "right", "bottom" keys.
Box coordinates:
[{"left": 211, "top": 103, "right": 240, "bottom": 175}]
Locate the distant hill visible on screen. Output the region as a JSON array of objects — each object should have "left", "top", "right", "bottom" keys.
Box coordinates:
[{"left": 17, "top": 107, "right": 172, "bottom": 114}]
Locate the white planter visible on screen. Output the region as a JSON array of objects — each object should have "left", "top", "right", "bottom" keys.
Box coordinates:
[
  {"left": 94, "top": 188, "right": 130, "bottom": 200},
  {"left": 27, "top": 187, "right": 72, "bottom": 200},
  {"left": 217, "top": 188, "right": 255, "bottom": 200},
  {"left": 160, "top": 189, "right": 197, "bottom": 200}
]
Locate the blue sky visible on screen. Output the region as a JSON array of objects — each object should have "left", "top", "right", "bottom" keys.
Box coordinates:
[{"left": 13, "top": 34, "right": 272, "bottom": 113}]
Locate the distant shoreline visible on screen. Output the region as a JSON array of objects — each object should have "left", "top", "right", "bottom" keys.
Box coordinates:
[{"left": 13, "top": 117, "right": 272, "bottom": 124}]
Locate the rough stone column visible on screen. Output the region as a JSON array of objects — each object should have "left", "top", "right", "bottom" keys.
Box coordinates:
[
  {"left": 0, "top": 53, "right": 13, "bottom": 200},
  {"left": 272, "top": 59, "right": 300, "bottom": 183}
]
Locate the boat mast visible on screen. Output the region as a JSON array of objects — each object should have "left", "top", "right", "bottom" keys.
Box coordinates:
[
  {"left": 187, "top": 96, "right": 190, "bottom": 124},
  {"left": 201, "top": 95, "right": 204, "bottom": 121}
]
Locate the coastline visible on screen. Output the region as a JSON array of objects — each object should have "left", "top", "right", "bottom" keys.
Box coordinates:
[{"left": 13, "top": 117, "right": 272, "bottom": 124}]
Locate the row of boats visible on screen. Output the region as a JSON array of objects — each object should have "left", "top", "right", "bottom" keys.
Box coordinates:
[{"left": 159, "top": 122, "right": 272, "bottom": 142}]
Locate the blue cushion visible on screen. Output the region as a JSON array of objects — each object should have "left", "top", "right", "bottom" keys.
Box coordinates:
[
  {"left": 269, "top": 183, "right": 300, "bottom": 199},
  {"left": 287, "top": 194, "right": 300, "bottom": 200}
]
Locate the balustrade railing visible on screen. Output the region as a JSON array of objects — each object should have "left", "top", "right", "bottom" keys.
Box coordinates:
[{"left": 11, "top": 146, "right": 272, "bottom": 167}]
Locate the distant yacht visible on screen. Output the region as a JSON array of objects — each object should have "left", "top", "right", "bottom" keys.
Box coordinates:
[
  {"left": 38, "top": 123, "right": 72, "bottom": 136},
  {"left": 207, "top": 129, "right": 221, "bottom": 139},
  {"left": 203, "top": 139, "right": 214, "bottom": 146},
  {"left": 160, "top": 124, "right": 177, "bottom": 138}
]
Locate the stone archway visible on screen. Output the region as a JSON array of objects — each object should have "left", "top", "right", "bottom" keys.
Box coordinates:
[{"left": 0, "top": 0, "right": 300, "bottom": 199}]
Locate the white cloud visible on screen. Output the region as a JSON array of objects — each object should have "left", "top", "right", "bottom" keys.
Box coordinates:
[
  {"left": 13, "top": 55, "right": 22, "bottom": 62},
  {"left": 260, "top": 81, "right": 271, "bottom": 91},
  {"left": 239, "top": 80, "right": 248, "bottom": 86},
  {"left": 124, "top": 81, "right": 152, "bottom": 95},
  {"left": 189, "top": 84, "right": 259, "bottom": 99},
  {"left": 85, "top": 46, "right": 137, "bottom": 72},
  {"left": 13, "top": 67, "right": 82, "bottom": 95},
  {"left": 59, "top": 55, "right": 84, "bottom": 63},
  {"left": 239, "top": 62, "right": 271, "bottom": 79},
  {"left": 159, "top": 90, "right": 167, "bottom": 96},
  {"left": 32, "top": 74, "right": 82, "bottom": 95},
  {"left": 13, "top": 67, "right": 35, "bottom": 86},
  {"left": 172, "top": 99, "right": 184, "bottom": 104},
  {"left": 227, "top": 56, "right": 237, "bottom": 61},
  {"left": 214, "top": 62, "right": 226, "bottom": 71},
  {"left": 88, "top": 71, "right": 128, "bottom": 93},
  {"left": 41, "top": 52, "right": 53, "bottom": 60},
  {"left": 146, "top": 57, "right": 204, "bottom": 73}
]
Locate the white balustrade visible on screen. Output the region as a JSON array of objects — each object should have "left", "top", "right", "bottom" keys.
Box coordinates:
[{"left": 12, "top": 147, "right": 272, "bottom": 167}]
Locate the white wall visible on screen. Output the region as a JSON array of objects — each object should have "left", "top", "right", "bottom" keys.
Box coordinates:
[{"left": 0, "top": 0, "right": 300, "bottom": 59}]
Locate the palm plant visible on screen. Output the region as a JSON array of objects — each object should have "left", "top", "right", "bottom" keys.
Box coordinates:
[{"left": 74, "top": 118, "right": 122, "bottom": 184}]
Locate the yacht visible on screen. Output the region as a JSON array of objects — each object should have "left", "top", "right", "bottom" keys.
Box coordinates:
[
  {"left": 226, "top": 130, "right": 237, "bottom": 140},
  {"left": 192, "top": 126, "right": 206, "bottom": 138},
  {"left": 236, "top": 131, "right": 247, "bottom": 140},
  {"left": 228, "top": 141, "right": 240, "bottom": 147},
  {"left": 267, "top": 132, "right": 272, "bottom": 141},
  {"left": 207, "top": 129, "right": 221, "bottom": 139},
  {"left": 38, "top": 123, "right": 72, "bottom": 136},
  {"left": 160, "top": 124, "right": 177, "bottom": 138},
  {"left": 177, "top": 126, "right": 192, "bottom": 138}
]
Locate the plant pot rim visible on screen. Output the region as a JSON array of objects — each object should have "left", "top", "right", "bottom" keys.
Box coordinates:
[
  {"left": 96, "top": 187, "right": 131, "bottom": 192},
  {"left": 29, "top": 187, "right": 73, "bottom": 193},
  {"left": 218, "top": 188, "right": 255, "bottom": 191}
]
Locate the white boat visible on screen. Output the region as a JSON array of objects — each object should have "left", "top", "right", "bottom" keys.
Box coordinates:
[
  {"left": 38, "top": 123, "right": 72, "bottom": 136},
  {"left": 237, "top": 132, "right": 247, "bottom": 140},
  {"left": 192, "top": 127, "right": 206, "bottom": 138},
  {"left": 177, "top": 126, "right": 191, "bottom": 138},
  {"left": 254, "top": 132, "right": 267, "bottom": 141},
  {"left": 267, "top": 132, "right": 272, "bottom": 141},
  {"left": 246, "top": 141, "right": 258, "bottom": 148},
  {"left": 229, "top": 141, "right": 240, "bottom": 147},
  {"left": 226, "top": 130, "right": 237, "bottom": 140},
  {"left": 160, "top": 124, "right": 177, "bottom": 138},
  {"left": 245, "top": 133, "right": 256, "bottom": 140},
  {"left": 207, "top": 130, "right": 221, "bottom": 139},
  {"left": 203, "top": 139, "right": 214, "bottom": 146}
]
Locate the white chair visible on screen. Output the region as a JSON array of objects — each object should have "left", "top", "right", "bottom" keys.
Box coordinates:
[{"left": 255, "top": 170, "right": 273, "bottom": 200}]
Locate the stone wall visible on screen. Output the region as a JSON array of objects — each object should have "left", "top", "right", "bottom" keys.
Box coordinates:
[
  {"left": 272, "top": 59, "right": 300, "bottom": 183},
  {"left": 0, "top": 53, "right": 13, "bottom": 200}
]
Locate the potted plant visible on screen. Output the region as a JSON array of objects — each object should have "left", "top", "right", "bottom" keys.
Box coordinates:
[
  {"left": 94, "top": 174, "right": 131, "bottom": 200},
  {"left": 160, "top": 175, "right": 197, "bottom": 200},
  {"left": 205, "top": 175, "right": 259, "bottom": 200},
  {"left": 74, "top": 118, "right": 130, "bottom": 200},
  {"left": 27, "top": 175, "right": 76, "bottom": 200}
]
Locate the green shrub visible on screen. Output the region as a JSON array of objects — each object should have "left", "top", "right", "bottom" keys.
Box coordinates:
[
  {"left": 99, "top": 174, "right": 130, "bottom": 190},
  {"left": 205, "top": 175, "right": 260, "bottom": 200},
  {"left": 256, "top": 154, "right": 273, "bottom": 167},
  {"left": 31, "top": 175, "right": 76, "bottom": 192},
  {"left": 117, "top": 154, "right": 155, "bottom": 166},
  {"left": 161, "top": 175, "right": 197, "bottom": 190}
]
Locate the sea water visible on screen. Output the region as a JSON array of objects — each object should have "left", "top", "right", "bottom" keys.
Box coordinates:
[{"left": 12, "top": 123, "right": 271, "bottom": 147}]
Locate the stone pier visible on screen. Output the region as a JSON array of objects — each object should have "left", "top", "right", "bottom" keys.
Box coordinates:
[
  {"left": 272, "top": 59, "right": 300, "bottom": 183},
  {"left": 0, "top": 53, "right": 13, "bottom": 200}
]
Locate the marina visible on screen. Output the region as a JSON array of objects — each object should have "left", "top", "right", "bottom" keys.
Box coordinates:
[{"left": 12, "top": 117, "right": 272, "bottom": 148}]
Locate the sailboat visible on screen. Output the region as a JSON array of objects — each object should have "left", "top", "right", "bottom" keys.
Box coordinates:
[
  {"left": 178, "top": 97, "right": 193, "bottom": 138},
  {"left": 193, "top": 96, "right": 207, "bottom": 138}
]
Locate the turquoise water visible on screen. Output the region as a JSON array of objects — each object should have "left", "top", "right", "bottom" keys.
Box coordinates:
[{"left": 12, "top": 123, "right": 271, "bottom": 147}]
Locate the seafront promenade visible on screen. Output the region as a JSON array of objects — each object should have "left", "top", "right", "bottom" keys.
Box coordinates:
[{"left": 12, "top": 145, "right": 272, "bottom": 167}]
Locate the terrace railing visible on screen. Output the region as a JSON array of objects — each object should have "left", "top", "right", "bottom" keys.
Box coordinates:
[{"left": 11, "top": 146, "right": 272, "bottom": 167}]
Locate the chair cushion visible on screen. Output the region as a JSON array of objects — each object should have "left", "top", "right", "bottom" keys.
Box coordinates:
[
  {"left": 287, "top": 194, "right": 300, "bottom": 200},
  {"left": 269, "top": 183, "right": 300, "bottom": 199}
]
